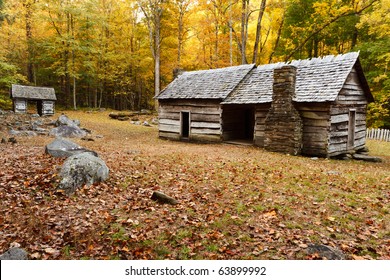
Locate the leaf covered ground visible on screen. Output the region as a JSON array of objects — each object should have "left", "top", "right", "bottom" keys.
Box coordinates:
[{"left": 0, "top": 111, "right": 389, "bottom": 260}]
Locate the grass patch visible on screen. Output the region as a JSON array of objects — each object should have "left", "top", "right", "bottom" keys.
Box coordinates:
[{"left": 1, "top": 111, "right": 389, "bottom": 260}]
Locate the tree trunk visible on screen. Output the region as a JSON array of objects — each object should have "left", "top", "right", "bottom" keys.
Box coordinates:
[
  {"left": 154, "top": 16, "right": 160, "bottom": 110},
  {"left": 24, "top": 1, "right": 34, "bottom": 84},
  {"left": 252, "top": 0, "right": 267, "bottom": 64},
  {"left": 240, "top": 0, "right": 249, "bottom": 65},
  {"left": 73, "top": 77, "right": 76, "bottom": 110},
  {"left": 177, "top": 5, "right": 184, "bottom": 67},
  {"left": 268, "top": 12, "right": 285, "bottom": 63}
]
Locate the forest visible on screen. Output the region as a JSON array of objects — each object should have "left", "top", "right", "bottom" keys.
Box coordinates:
[{"left": 0, "top": 0, "right": 389, "bottom": 127}]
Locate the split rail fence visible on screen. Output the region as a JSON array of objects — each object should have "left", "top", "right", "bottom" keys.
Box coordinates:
[{"left": 366, "top": 128, "right": 390, "bottom": 142}]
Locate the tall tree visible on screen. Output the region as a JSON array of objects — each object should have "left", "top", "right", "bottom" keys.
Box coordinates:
[
  {"left": 22, "top": 0, "right": 36, "bottom": 84},
  {"left": 173, "top": 0, "right": 191, "bottom": 68},
  {"left": 240, "top": 0, "right": 249, "bottom": 64},
  {"left": 138, "top": 0, "right": 164, "bottom": 102},
  {"left": 252, "top": 0, "right": 267, "bottom": 64}
]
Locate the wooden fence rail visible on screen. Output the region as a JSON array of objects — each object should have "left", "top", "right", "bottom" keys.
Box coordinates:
[{"left": 366, "top": 128, "right": 390, "bottom": 142}]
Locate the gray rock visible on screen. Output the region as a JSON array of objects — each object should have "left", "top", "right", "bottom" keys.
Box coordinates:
[
  {"left": 32, "top": 120, "right": 44, "bottom": 126},
  {"left": 58, "top": 152, "right": 109, "bottom": 195},
  {"left": 49, "top": 125, "right": 87, "bottom": 138},
  {"left": 34, "top": 127, "right": 49, "bottom": 135},
  {"left": 45, "top": 138, "right": 96, "bottom": 158},
  {"left": 143, "top": 121, "right": 151, "bottom": 127},
  {"left": 307, "top": 244, "right": 346, "bottom": 260},
  {"left": 357, "top": 146, "right": 369, "bottom": 153},
  {"left": 0, "top": 247, "right": 28, "bottom": 260},
  {"left": 9, "top": 130, "right": 37, "bottom": 137},
  {"left": 55, "top": 114, "right": 79, "bottom": 127},
  {"left": 352, "top": 153, "right": 382, "bottom": 163}
]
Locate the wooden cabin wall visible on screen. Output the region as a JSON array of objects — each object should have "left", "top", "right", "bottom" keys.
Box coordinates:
[
  {"left": 158, "top": 100, "right": 222, "bottom": 142},
  {"left": 296, "top": 103, "right": 330, "bottom": 157},
  {"left": 39, "top": 101, "right": 55, "bottom": 116},
  {"left": 254, "top": 104, "right": 271, "bottom": 146},
  {"left": 328, "top": 68, "right": 368, "bottom": 156},
  {"left": 13, "top": 99, "right": 27, "bottom": 114}
]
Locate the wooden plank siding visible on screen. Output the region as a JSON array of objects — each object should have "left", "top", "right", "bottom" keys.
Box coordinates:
[
  {"left": 296, "top": 103, "right": 330, "bottom": 157},
  {"left": 158, "top": 100, "right": 222, "bottom": 142},
  {"left": 254, "top": 105, "right": 271, "bottom": 146},
  {"left": 13, "top": 99, "right": 27, "bottom": 114},
  {"left": 328, "top": 68, "right": 368, "bottom": 156}
]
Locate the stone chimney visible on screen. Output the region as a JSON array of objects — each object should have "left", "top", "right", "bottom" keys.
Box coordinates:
[
  {"left": 173, "top": 68, "right": 185, "bottom": 79},
  {"left": 264, "top": 65, "right": 302, "bottom": 155}
]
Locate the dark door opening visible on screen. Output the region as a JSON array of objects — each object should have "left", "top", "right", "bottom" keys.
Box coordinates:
[
  {"left": 244, "top": 108, "right": 255, "bottom": 140},
  {"left": 181, "top": 112, "right": 190, "bottom": 138},
  {"left": 222, "top": 106, "right": 255, "bottom": 143}
]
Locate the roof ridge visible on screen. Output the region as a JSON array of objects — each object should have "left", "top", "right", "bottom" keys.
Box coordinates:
[
  {"left": 289, "top": 51, "right": 360, "bottom": 67},
  {"left": 183, "top": 63, "right": 255, "bottom": 76}
]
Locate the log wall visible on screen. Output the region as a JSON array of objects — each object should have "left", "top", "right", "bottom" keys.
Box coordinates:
[
  {"left": 328, "top": 68, "right": 368, "bottom": 156},
  {"left": 254, "top": 104, "right": 271, "bottom": 146},
  {"left": 39, "top": 101, "right": 55, "bottom": 116},
  {"left": 158, "top": 100, "right": 222, "bottom": 142},
  {"left": 13, "top": 99, "right": 27, "bottom": 114},
  {"left": 296, "top": 104, "right": 330, "bottom": 157}
]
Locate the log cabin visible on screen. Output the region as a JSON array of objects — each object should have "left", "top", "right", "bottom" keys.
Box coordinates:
[
  {"left": 11, "top": 84, "right": 56, "bottom": 116},
  {"left": 156, "top": 52, "right": 374, "bottom": 158}
]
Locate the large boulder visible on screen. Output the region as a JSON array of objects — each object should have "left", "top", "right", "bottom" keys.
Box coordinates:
[
  {"left": 56, "top": 114, "right": 80, "bottom": 127},
  {"left": 49, "top": 114, "right": 88, "bottom": 138},
  {"left": 58, "top": 152, "right": 109, "bottom": 195},
  {"left": 45, "top": 138, "right": 97, "bottom": 158},
  {"left": 49, "top": 125, "right": 87, "bottom": 138},
  {"left": 0, "top": 247, "right": 28, "bottom": 260},
  {"left": 306, "top": 244, "right": 346, "bottom": 260}
]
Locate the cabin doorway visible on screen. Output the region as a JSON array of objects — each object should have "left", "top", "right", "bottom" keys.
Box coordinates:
[
  {"left": 347, "top": 109, "right": 356, "bottom": 149},
  {"left": 222, "top": 105, "right": 255, "bottom": 143},
  {"left": 180, "top": 111, "right": 190, "bottom": 139}
]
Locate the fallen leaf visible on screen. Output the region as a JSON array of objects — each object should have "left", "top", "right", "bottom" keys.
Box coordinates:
[{"left": 44, "top": 248, "right": 59, "bottom": 255}]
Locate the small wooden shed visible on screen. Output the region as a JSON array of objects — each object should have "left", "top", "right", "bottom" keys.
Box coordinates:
[
  {"left": 10, "top": 84, "right": 56, "bottom": 116},
  {"left": 156, "top": 52, "right": 374, "bottom": 158}
]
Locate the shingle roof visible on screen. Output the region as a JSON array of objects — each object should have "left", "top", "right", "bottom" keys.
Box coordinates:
[
  {"left": 158, "top": 52, "right": 373, "bottom": 104},
  {"left": 157, "top": 64, "right": 255, "bottom": 100},
  {"left": 292, "top": 52, "right": 362, "bottom": 102},
  {"left": 11, "top": 85, "right": 56, "bottom": 101},
  {"left": 221, "top": 63, "right": 284, "bottom": 104}
]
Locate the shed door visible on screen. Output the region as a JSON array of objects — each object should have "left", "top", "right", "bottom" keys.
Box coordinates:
[
  {"left": 181, "top": 111, "right": 190, "bottom": 138},
  {"left": 348, "top": 109, "right": 356, "bottom": 149}
]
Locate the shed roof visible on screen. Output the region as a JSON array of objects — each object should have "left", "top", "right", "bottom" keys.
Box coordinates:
[
  {"left": 223, "top": 52, "right": 373, "bottom": 104},
  {"left": 11, "top": 84, "right": 56, "bottom": 101},
  {"left": 157, "top": 64, "right": 255, "bottom": 100},
  {"left": 158, "top": 52, "right": 373, "bottom": 104}
]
